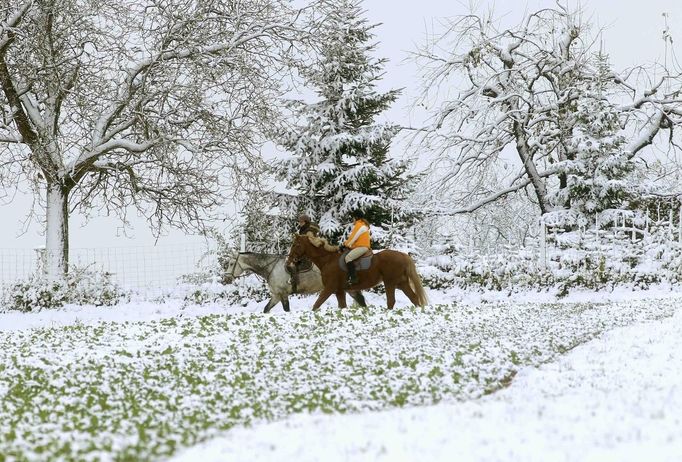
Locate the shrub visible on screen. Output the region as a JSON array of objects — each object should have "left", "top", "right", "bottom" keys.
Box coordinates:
[
  {"left": 3, "top": 267, "right": 128, "bottom": 312},
  {"left": 418, "top": 229, "right": 682, "bottom": 296},
  {"left": 151, "top": 273, "right": 271, "bottom": 308}
]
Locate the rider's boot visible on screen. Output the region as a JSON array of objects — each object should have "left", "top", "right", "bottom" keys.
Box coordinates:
[
  {"left": 347, "top": 261, "right": 358, "bottom": 286},
  {"left": 287, "top": 265, "right": 298, "bottom": 294}
]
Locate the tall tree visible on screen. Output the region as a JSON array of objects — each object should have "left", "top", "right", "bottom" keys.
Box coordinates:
[
  {"left": 0, "top": 0, "right": 315, "bottom": 280},
  {"left": 414, "top": 3, "right": 682, "bottom": 220},
  {"left": 276, "top": 0, "right": 417, "bottom": 246}
]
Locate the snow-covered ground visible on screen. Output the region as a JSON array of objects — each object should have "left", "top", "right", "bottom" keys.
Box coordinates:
[
  {"left": 1, "top": 283, "right": 679, "bottom": 332},
  {"left": 171, "top": 307, "right": 682, "bottom": 462},
  {"left": 1, "top": 287, "right": 680, "bottom": 461}
]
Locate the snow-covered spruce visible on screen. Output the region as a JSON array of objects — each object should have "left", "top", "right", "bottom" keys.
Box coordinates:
[{"left": 274, "top": 0, "right": 417, "bottom": 246}]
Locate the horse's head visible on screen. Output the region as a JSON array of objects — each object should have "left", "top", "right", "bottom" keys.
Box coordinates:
[
  {"left": 286, "top": 234, "right": 307, "bottom": 268},
  {"left": 222, "top": 250, "right": 244, "bottom": 283}
]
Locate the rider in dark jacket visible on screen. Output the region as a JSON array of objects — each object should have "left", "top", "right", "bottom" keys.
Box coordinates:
[
  {"left": 289, "top": 214, "right": 320, "bottom": 293},
  {"left": 297, "top": 214, "right": 320, "bottom": 236}
]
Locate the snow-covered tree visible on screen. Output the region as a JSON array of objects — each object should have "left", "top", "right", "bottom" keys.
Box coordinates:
[
  {"left": 0, "top": 0, "right": 316, "bottom": 280},
  {"left": 241, "top": 191, "right": 293, "bottom": 253},
  {"left": 276, "top": 0, "right": 418, "bottom": 246},
  {"left": 546, "top": 51, "right": 649, "bottom": 227},
  {"left": 414, "top": 3, "right": 682, "bottom": 222}
]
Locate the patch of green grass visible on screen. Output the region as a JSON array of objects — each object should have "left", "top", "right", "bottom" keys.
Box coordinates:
[{"left": 0, "top": 299, "right": 676, "bottom": 461}]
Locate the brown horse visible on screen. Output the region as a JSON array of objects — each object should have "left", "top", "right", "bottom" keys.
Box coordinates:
[{"left": 286, "top": 234, "right": 429, "bottom": 310}]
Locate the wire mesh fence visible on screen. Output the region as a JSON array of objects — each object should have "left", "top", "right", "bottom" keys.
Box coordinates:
[
  {"left": 0, "top": 242, "right": 217, "bottom": 293},
  {"left": 2, "top": 208, "right": 680, "bottom": 297}
]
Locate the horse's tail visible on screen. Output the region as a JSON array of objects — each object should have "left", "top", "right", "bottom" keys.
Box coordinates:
[{"left": 406, "top": 256, "right": 429, "bottom": 307}]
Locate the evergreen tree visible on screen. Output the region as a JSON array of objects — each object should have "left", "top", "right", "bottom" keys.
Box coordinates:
[
  {"left": 276, "top": 0, "right": 418, "bottom": 247},
  {"left": 242, "top": 192, "right": 292, "bottom": 253},
  {"left": 548, "top": 51, "right": 648, "bottom": 227}
]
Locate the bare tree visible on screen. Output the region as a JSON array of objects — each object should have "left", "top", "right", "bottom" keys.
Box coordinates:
[
  {"left": 412, "top": 3, "right": 682, "bottom": 220},
  {"left": 0, "top": 0, "right": 316, "bottom": 280}
]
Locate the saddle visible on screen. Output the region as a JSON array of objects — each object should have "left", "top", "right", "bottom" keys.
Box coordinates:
[
  {"left": 338, "top": 249, "right": 373, "bottom": 272},
  {"left": 294, "top": 258, "right": 314, "bottom": 273}
]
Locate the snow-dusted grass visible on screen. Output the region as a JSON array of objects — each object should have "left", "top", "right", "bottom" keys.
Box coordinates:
[
  {"left": 0, "top": 297, "right": 678, "bottom": 461},
  {"left": 172, "top": 308, "right": 682, "bottom": 462}
]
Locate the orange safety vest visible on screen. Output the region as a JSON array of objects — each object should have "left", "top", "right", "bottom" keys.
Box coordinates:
[{"left": 344, "top": 219, "right": 371, "bottom": 249}]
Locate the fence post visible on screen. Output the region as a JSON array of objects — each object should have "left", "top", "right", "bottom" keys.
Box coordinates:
[
  {"left": 539, "top": 216, "right": 547, "bottom": 270},
  {"left": 630, "top": 211, "right": 636, "bottom": 242},
  {"left": 657, "top": 202, "right": 661, "bottom": 222},
  {"left": 612, "top": 212, "right": 617, "bottom": 260},
  {"left": 34, "top": 246, "right": 46, "bottom": 277},
  {"left": 631, "top": 220, "right": 636, "bottom": 242},
  {"left": 679, "top": 200, "right": 682, "bottom": 244}
]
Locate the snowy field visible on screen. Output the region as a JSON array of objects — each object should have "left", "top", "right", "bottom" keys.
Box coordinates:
[
  {"left": 4, "top": 0, "right": 682, "bottom": 461},
  {"left": 172, "top": 307, "right": 682, "bottom": 462},
  {"left": 0, "top": 289, "right": 680, "bottom": 461}
]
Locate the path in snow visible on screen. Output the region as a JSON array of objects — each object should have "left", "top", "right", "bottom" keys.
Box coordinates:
[{"left": 170, "top": 307, "right": 682, "bottom": 462}]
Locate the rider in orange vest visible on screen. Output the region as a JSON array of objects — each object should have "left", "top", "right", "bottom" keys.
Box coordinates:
[{"left": 340, "top": 210, "right": 371, "bottom": 285}]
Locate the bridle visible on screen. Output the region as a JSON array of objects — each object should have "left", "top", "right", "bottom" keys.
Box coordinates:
[
  {"left": 227, "top": 252, "right": 282, "bottom": 281},
  {"left": 286, "top": 244, "right": 302, "bottom": 267},
  {"left": 226, "top": 253, "right": 244, "bottom": 281}
]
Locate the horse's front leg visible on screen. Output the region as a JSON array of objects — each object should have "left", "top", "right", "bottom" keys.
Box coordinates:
[
  {"left": 348, "top": 290, "right": 367, "bottom": 307},
  {"left": 312, "top": 289, "right": 334, "bottom": 311},
  {"left": 335, "top": 291, "right": 347, "bottom": 309},
  {"left": 262, "top": 296, "right": 280, "bottom": 314}
]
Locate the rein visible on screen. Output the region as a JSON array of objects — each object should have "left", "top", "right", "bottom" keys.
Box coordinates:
[
  {"left": 289, "top": 236, "right": 338, "bottom": 268},
  {"left": 227, "top": 255, "right": 244, "bottom": 280},
  {"left": 261, "top": 255, "right": 281, "bottom": 281},
  {"left": 229, "top": 253, "right": 281, "bottom": 281}
]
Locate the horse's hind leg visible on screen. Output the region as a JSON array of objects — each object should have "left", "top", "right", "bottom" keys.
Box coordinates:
[
  {"left": 385, "top": 284, "right": 396, "bottom": 310},
  {"left": 281, "top": 296, "right": 291, "bottom": 313},
  {"left": 398, "top": 283, "right": 420, "bottom": 307}
]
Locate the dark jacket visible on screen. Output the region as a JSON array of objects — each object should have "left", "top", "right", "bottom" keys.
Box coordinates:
[{"left": 298, "top": 222, "right": 320, "bottom": 236}]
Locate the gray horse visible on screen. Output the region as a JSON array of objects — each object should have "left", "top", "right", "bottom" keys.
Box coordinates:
[{"left": 223, "top": 251, "right": 367, "bottom": 313}]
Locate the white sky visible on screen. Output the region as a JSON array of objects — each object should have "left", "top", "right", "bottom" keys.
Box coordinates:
[{"left": 2, "top": 0, "right": 681, "bottom": 250}]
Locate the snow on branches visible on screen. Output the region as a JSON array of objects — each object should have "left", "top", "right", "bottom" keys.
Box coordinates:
[
  {"left": 0, "top": 0, "right": 317, "bottom": 278},
  {"left": 413, "top": 2, "right": 682, "bottom": 228},
  {"left": 275, "top": 0, "right": 418, "bottom": 245}
]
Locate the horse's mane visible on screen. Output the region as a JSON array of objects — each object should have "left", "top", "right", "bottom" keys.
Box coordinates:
[{"left": 304, "top": 232, "right": 339, "bottom": 252}]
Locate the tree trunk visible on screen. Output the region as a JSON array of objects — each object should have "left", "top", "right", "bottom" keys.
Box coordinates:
[
  {"left": 45, "top": 182, "right": 69, "bottom": 282},
  {"left": 513, "top": 119, "right": 549, "bottom": 214}
]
